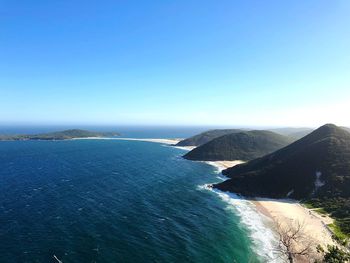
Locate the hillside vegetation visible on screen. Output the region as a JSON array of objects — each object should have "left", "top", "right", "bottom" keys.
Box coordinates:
[
  {"left": 176, "top": 129, "right": 243, "bottom": 146},
  {"left": 215, "top": 124, "right": 350, "bottom": 235},
  {"left": 184, "top": 130, "right": 292, "bottom": 161},
  {"left": 0, "top": 129, "right": 120, "bottom": 140}
]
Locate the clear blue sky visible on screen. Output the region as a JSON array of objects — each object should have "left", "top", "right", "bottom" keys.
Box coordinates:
[{"left": 1, "top": 0, "right": 349, "bottom": 127}]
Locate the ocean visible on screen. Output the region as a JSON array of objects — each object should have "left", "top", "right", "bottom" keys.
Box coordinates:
[{"left": 0, "top": 130, "right": 279, "bottom": 263}]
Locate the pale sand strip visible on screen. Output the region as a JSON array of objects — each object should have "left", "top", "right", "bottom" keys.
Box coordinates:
[
  {"left": 206, "top": 160, "right": 336, "bottom": 258},
  {"left": 253, "top": 199, "right": 335, "bottom": 249},
  {"left": 112, "top": 138, "right": 182, "bottom": 145},
  {"left": 172, "top": 145, "right": 197, "bottom": 151},
  {"left": 74, "top": 137, "right": 184, "bottom": 145},
  {"left": 205, "top": 160, "right": 245, "bottom": 171}
]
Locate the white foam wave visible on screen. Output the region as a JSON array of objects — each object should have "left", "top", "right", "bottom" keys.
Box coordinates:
[
  {"left": 172, "top": 146, "right": 193, "bottom": 151},
  {"left": 196, "top": 184, "right": 212, "bottom": 191},
  {"left": 205, "top": 187, "right": 282, "bottom": 262},
  {"left": 205, "top": 161, "right": 225, "bottom": 173},
  {"left": 196, "top": 161, "right": 283, "bottom": 263},
  {"left": 203, "top": 160, "right": 244, "bottom": 174},
  {"left": 215, "top": 175, "right": 226, "bottom": 181}
]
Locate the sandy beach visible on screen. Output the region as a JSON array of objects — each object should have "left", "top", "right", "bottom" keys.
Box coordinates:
[
  {"left": 253, "top": 198, "right": 335, "bottom": 258},
  {"left": 113, "top": 137, "right": 182, "bottom": 145},
  {"left": 75, "top": 137, "right": 187, "bottom": 146},
  {"left": 208, "top": 160, "right": 336, "bottom": 260},
  {"left": 206, "top": 160, "right": 245, "bottom": 172}
]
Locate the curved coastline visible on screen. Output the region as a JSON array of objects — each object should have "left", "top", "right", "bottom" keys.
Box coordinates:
[
  {"left": 200, "top": 160, "right": 335, "bottom": 262},
  {"left": 115, "top": 138, "right": 283, "bottom": 261},
  {"left": 201, "top": 161, "right": 282, "bottom": 262},
  {"left": 78, "top": 137, "right": 336, "bottom": 261},
  {"left": 193, "top": 159, "right": 335, "bottom": 262}
]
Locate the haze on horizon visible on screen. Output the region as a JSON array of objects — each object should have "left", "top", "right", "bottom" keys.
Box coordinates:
[{"left": 1, "top": 0, "right": 349, "bottom": 128}]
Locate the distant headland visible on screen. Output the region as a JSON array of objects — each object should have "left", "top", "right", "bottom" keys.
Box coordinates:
[{"left": 0, "top": 129, "right": 120, "bottom": 141}]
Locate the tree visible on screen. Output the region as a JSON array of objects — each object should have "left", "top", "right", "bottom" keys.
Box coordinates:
[
  {"left": 275, "top": 220, "right": 316, "bottom": 263},
  {"left": 318, "top": 245, "right": 350, "bottom": 263}
]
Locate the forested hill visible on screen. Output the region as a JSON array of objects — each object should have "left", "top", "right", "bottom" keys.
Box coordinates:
[
  {"left": 176, "top": 129, "right": 243, "bottom": 146},
  {"left": 215, "top": 124, "right": 350, "bottom": 235},
  {"left": 184, "top": 130, "right": 292, "bottom": 161}
]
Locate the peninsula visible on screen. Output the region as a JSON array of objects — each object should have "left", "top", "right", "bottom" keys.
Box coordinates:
[{"left": 0, "top": 129, "right": 120, "bottom": 141}]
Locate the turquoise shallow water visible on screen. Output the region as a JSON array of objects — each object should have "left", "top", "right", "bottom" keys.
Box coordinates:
[{"left": 0, "top": 139, "right": 262, "bottom": 262}]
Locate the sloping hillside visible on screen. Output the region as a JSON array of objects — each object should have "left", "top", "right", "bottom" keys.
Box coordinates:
[
  {"left": 184, "top": 130, "right": 292, "bottom": 161},
  {"left": 215, "top": 124, "right": 350, "bottom": 235},
  {"left": 176, "top": 129, "right": 243, "bottom": 146}
]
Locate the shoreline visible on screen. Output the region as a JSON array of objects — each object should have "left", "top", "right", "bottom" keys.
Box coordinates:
[
  {"left": 202, "top": 161, "right": 282, "bottom": 261},
  {"left": 110, "top": 137, "right": 182, "bottom": 145},
  {"left": 252, "top": 198, "right": 335, "bottom": 255},
  {"left": 103, "top": 137, "right": 336, "bottom": 260},
  {"left": 203, "top": 160, "right": 335, "bottom": 261},
  {"left": 72, "top": 137, "right": 181, "bottom": 143}
]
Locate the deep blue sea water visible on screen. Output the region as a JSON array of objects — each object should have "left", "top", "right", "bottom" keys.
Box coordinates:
[{"left": 0, "top": 138, "right": 276, "bottom": 263}]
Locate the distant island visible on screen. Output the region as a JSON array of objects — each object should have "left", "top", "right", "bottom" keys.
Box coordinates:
[
  {"left": 0, "top": 129, "right": 120, "bottom": 141},
  {"left": 183, "top": 130, "right": 293, "bottom": 161}
]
